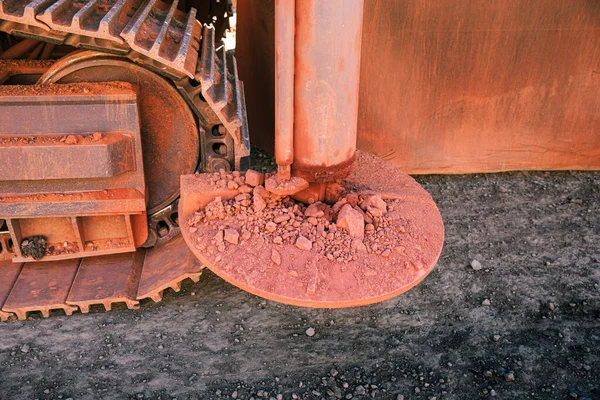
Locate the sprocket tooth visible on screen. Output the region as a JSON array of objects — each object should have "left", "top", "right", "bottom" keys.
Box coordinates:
[
  {"left": 136, "top": 236, "right": 204, "bottom": 302},
  {"left": 148, "top": 291, "right": 163, "bottom": 303},
  {"left": 66, "top": 251, "right": 145, "bottom": 314},
  {"left": 0, "top": 310, "right": 13, "bottom": 322}
]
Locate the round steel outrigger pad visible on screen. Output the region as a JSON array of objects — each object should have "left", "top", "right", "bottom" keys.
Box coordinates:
[{"left": 180, "top": 151, "right": 444, "bottom": 308}]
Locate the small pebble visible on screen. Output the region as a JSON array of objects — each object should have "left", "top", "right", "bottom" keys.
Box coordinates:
[
  {"left": 305, "top": 327, "right": 316, "bottom": 337},
  {"left": 470, "top": 259, "right": 482, "bottom": 270}
]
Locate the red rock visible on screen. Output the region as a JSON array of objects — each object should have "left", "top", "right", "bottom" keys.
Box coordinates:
[
  {"left": 227, "top": 180, "right": 239, "bottom": 190},
  {"left": 360, "top": 193, "right": 387, "bottom": 214},
  {"left": 65, "top": 135, "right": 78, "bottom": 145},
  {"left": 336, "top": 204, "right": 365, "bottom": 239},
  {"left": 253, "top": 194, "right": 267, "bottom": 212},
  {"left": 367, "top": 205, "right": 385, "bottom": 217},
  {"left": 332, "top": 199, "right": 347, "bottom": 215},
  {"left": 274, "top": 214, "right": 290, "bottom": 224},
  {"left": 265, "top": 222, "right": 277, "bottom": 232},
  {"left": 325, "top": 182, "right": 345, "bottom": 203},
  {"left": 351, "top": 238, "right": 367, "bottom": 252},
  {"left": 295, "top": 236, "right": 313, "bottom": 251},
  {"left": 253, "top": 185, "right": 268, "bottom": 199},
  {"left": 235, "top": 193, "right": 251, "bottom": 202},
  {"left": 245, "top": 169, "right": 265, "bottom": 187},
  {"left": 224, "top": 228, "right": 239, "bottom": 245},
  {"left": 304, "top": 201, "right": 326, "bottom": 218},
  {"left": 271, "top": 249, "right": 281, "bottom": 265},
  {"left": 346, "top": 192, "right": 359, "bottom": 207}
]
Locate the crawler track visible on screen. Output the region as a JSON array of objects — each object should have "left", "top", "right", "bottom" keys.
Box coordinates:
[
  {"left": 0, "top": 237, "right": 204, "bottom": 321},
  {"left": 0, "top": 0, "right": 249, "bottom": 320}
]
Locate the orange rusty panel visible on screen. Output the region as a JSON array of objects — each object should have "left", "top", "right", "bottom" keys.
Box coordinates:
[
  {"left": 237, "top": 0, "right": 600, "bottom": 173},
  {"left": 17, "top": 217, "right": 77, "bottom": 244},
  {"left": 357, "top": 0, "right": 600, "bottom": 173}
]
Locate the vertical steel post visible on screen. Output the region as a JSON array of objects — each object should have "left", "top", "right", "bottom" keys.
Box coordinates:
[
  {"left": 274, "top": 0, "right": 295, "bottom": 180},
  {"left": 292, "top": 0, "right": 365, "bottom": 182}
]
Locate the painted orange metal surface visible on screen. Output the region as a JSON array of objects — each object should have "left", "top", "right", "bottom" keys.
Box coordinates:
[
  {"left": 357, "top": 0, "right": 600, "bottom": 173},
  {"left": 274, "top": 0, "right": 295, "bottom": 179},
  {"left": 237, "top": 0, "right": 600, "bottom": 173},
  {"left": 292, "top": 0, "right": 364, "bottom": 182}
]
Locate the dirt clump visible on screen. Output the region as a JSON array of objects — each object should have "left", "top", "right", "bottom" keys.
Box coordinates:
[
  {"left": 187, "top": 171, "right": 404, "bottom": 264},
  {"left": 20, "top": 236, "right": 47, "bottom": 260}
]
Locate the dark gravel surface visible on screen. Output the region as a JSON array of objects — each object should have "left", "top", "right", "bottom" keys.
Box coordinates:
[{"left": 0, "top": 168, "right": 599, "bottom": 400}]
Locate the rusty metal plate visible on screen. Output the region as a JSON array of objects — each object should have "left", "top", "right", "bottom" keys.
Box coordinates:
[
  {"left": 2, "top": 259, "right": 79, "bottom": 319},
  {"left": 66, "top": 250, "right": 143, "bottom": 313},
  {"left": 180, "top": 151, "right": 445, "bottom": 308},
  {"left": 38, "top": 51, "right": 199, "bottom": 215},
  {"left": 0, "top": 260, "right": 21, "bottom": 321},
  {"left": 136, "top": 235, "right": 204, "bottom": 302},
  {"left": 0, "top": 132, "right": 136, "bottom": 181}
]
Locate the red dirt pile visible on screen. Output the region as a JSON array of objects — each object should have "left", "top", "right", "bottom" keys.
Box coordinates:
[{"left": 186, "top": 170, "right": 409, "bottom": 264}]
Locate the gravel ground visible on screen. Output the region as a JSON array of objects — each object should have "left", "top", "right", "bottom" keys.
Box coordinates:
[{"left": 0, "top": 167, "right": 599, "bottom": 400}]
